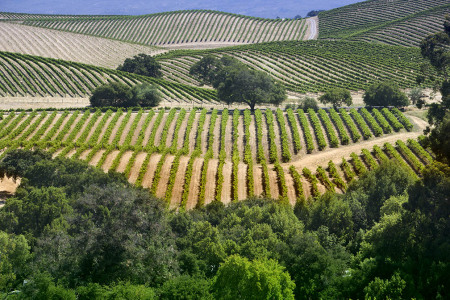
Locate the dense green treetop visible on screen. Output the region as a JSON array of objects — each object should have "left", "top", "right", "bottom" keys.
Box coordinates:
[
  {"left": 0, "top": 150, "right": 448, "bottom": 299},
  {"left": 190, "top": 55, "right": 286, "bottom": 110},
  {"left": 363, "top": 81, "right": 409, "bottom": 107},
  {"left": 117, "top": 53, "right": 162, "bottom": 78},
  {"left": 90, "top": 82, "right": 161, "bottom": 108},
  {"left": 212, "top": 255, "right": 295, "bottom": 300},
  {"left": 420, "top": 17, "right": 450, "bottom": 164},
  {"left": 319, "top": 88, "right": 353, "bottom": 109}
]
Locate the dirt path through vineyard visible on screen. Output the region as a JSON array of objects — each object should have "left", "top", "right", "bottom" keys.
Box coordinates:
[{"left": 285, "top": 131, "right": 422, "bottom": 171}]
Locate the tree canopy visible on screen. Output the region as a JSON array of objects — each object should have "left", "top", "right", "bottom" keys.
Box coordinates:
[
  {"left": 0, "top": 150, "right": 449, "bottom": 299},
  {"left": 212, "top": 255, "right": 295, "bottom": 300},
  {"left": 90, "top": 82, "right": 161, "bottom": 108},
  {"left": 190, "top": 55, "right": 286, "bottom": 110},
  {"left": 306, "top": 10, "right": 325, "bottom": 17},
  {"left": 117, "top": 53, "right": 162, "bottom": 78},
  {"left": 319, "top": 88, "right": 352, "bottom": 109},
  {"left": 363, "top": 82, "right": 409, "bottom": 107},
  {"left": 189, "top": 54, "right": 222, "bottom": 85},
  {"left": 420, "top": 16, "right": 450, "bottom": 164}
]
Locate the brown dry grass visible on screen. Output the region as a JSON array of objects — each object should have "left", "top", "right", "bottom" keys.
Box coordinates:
[
  {"left": 268, "top": 167, "right": 279, "bottom": 199},
  {"left": 116, "top": 151, "right": 132, "bottom": 173},
  {"left": 253, "top": 165, "right": 263, "bottom": 196},
  {"left": 284, "top": 169, "right": 297, "bottom": 206},
  {"left": 287, "top": 131, "right": 422, "bottom": 171},
  {"left": 102, "top": 150, "right": 120, "bottom": 172},
  {"left": 89, "top": 149, "right": 106, "bottom": 167}
]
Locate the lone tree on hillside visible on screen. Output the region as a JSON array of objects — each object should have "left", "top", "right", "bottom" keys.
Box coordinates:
[
  {"left": 214, "top": 66, "right": 286, "bottom": 111},
  {"left": 363, "top": 82, "right": 409, "bottom": 107},
  {"left": 189, "top": 54, "right": 222, "bottom": 85},
  {"left": 190, "top": 55, "right": 287, "bottom": 111},
  {"left": 90, "top": 82, "right": 161, "bottom": 108},
  {"left": 117, "top": 53, "right": 162, "bottom": 78},
  {"left": 319, "top": 88, "right": 352, "bottom": 109}
]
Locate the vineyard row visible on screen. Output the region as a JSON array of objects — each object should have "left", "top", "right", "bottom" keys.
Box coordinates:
[
  {"left": 0, "top": 51, "right": 217, "bottom": 103},
  {"left": 19, "top": 10, "right": 309, "bottom": 46}
]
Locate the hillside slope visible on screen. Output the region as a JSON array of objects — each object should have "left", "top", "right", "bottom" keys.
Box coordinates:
[
  {"left": 0, "top": 51, "right": 216, "bottom": 104},
  {"left": 318, "top": 0, "right": 449, "bottom": 40},
  {"left": 5, "top": 10, "right": 311, "bottom": 48},
  {"left": 0, "top": 22, "right": 165, "bottom": 68},
  {"left": 156, "top": 40, "right": 430, "bottom": 93},
  {"left": 0, "top": 107, "right": 429, "bottom": 207},
  {"left": 348, "top": 5, "right": 450, "bottom": 47}
]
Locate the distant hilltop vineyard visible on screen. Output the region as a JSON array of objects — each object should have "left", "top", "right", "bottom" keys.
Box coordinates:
[
  {"left": 0, "top": 22, "right": 164, "bottom": 69},
  {"left": 318, "top": 0, "right": 450, "bottom": 44},
  {"left": 346, "top": 4, "right": 450, "bottom": 47},
  {"left": 0, "top": 0, "right": 446, "bottom": 101},
  {"left": 1, "top": 10, "right": 312, "bottom": 47},
  {"left": 156, "top": 40, "right": 429, "bottom": 93}
]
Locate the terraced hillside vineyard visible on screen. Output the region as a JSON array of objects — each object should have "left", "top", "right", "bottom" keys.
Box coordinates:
[
  {"left": 10, "top": 10, "right": 310, "bottom": 47},
  {"left": 0, "top": 22, "right": 165, "bottom": 68},
  {"left": 156, "top": 40, "right": 431, "bottom": 93},
  {"left": 0, "top": 108, "right": 431, "bottom": 208},
  {"left": 0, "top": 51, "right": 217, "bottom": 104},
  {"left": 318, "top": 0, "right": 449, "bottom": 39}
]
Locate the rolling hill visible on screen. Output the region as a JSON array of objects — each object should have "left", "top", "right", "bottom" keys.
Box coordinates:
[
  {"left": 0, "top": 107, "right": 430, "bottom": 208},
  {"left": 318, "top": 0, "right": 449, "bottom": 42},
  {"left": 2, "top": 10, "right": 312, "bottom": 48},
  {"left": 0, "top": 51, "right": 217, "bottom": 104},
  {"left": 347, "top": 4, "right": 450, "bottom": 47},
  {"left": 155, "top": 40, "right": 431, "bottom": 93},
  {"left": 0, "top": 22, "right": 165, "bottom": 68},
  {"left": 0, "top": 1, "right": 441, "bottom": 210}
]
